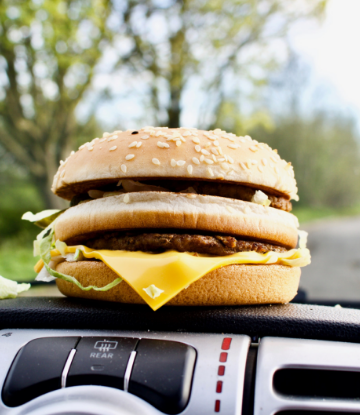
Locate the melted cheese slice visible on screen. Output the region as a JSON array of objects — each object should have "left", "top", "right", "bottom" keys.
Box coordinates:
[{"left": 41, "top": 246, "right": 311, "bottom": 311}]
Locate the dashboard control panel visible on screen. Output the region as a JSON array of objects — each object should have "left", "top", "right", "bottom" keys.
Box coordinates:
[{"left": 0, "top": 329, "right": 250, "bottom": 415}]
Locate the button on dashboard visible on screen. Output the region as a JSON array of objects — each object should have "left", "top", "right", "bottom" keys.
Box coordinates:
[
  {"left": 66, "top": 337, "right": 138, "bottom": 390},
  {"left": 2, "top": 337, "right": 79, "bottom": 407},
  {"left": 129, "top": 339, "right": 196, "bottom": 414}
]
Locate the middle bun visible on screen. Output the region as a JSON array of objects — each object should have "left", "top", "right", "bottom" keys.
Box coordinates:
[{"left": 55, "top": 192, "right": 299, "bottom": 248}]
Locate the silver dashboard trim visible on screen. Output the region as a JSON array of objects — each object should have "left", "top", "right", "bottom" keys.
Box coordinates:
[
  {"left": 61, "top": 348, "right": 76, "bottom": 388},
  {"left": 124, "top": 350, "right": 137, "bottom": 392}
]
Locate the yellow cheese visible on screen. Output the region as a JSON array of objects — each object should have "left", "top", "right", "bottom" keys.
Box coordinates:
[{"left": 44, "top": 246, "right": 310, "bottom": 311}]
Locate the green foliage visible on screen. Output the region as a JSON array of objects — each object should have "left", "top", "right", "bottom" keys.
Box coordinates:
[
  {"left": 0, "top": 0, "right": 112, "bottom": 207},
  {"left": 0, "top": 239, "right": 36, "bottom": 283},
  {"left": 251, "top": 115, "right": 360, "bottom": 209}
]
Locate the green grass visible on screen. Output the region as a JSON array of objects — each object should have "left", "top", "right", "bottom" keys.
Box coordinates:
[
  {"left": 0, "top": 238, "right": 37, "bottom": 283},
  {"left": 293, "top": 203, "right": 360, "bottom": 225}
]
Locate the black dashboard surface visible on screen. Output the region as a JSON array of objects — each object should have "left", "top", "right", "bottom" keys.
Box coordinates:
[{"left": 1, "top": 298, "right": 360, "bottom": 343}]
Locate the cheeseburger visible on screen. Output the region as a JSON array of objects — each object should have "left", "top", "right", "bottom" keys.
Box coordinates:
[{"left": 24, "top": 127, "right": 310, "bottom": 310}]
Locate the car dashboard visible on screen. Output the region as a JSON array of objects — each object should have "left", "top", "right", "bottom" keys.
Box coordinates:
[{"left": 1, "top": 298, "right": 360, "bottom": 415}]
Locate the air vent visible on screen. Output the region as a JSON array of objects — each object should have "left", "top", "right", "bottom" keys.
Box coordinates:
[
  {"left": 274, "top": 368, "right": 360, "bottom": 399},
  {"left": 254, "top": 337, "right": 360, "bottom": 415}
]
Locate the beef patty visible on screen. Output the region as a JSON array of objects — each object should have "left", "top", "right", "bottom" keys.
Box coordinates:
[{"left": 84, "top": 232, "right": 287, "bottom": 256}]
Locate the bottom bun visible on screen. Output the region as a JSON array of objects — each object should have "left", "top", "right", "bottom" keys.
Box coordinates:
[{"left": 56, "top": 261, "right": 300, "bottom": 306}]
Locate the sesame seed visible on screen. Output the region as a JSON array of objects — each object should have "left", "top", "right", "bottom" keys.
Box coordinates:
[
  {"left": 274, "top": 166, "right": 279, "bottom": 174},
  {"left": 109, "top": 146, "right": 117, "bottom": 151},
  {"left": 121, "top": 164, "right": 127, "bottom": 173},
  {"left": 179, "top": 135, "right": 186, "bottom": 143},
  {"left": 141, "top": 135, "right": 149, "bottom": 140},
  {"left": 201, "top": 149, "right": 210, "bottom": 156},
  {"left": 131, "top": 131, "right": 139, "bottom": 135},
  {"left": 246, "top": 161, "right": 252, "bottom": 169},
  {"left": 227, "top": 169, "right": 234, "bottom": 175},
  {"left": 239, "top": 162, "right": 247, "bottom": 170},
  {"left": 200, "top": 155, "right": 205, "bottom": 162},
  {"left": 228, "top": 144, "right": 240, "bottom": 149},
  {"left": 70, "top": 151, "right": 75, "bottom": 155},
  {"left": 157, "top": 141, "right": 169, "bottom": 148},
  {"left": 205, "top": 142, "right": 211, "bottom": 148},
  {"left": 218, "top": 147, "right": 223, "bottom": 155},
  {"left": 176, "top": 140, "right": 182, "bottom": 147},
  {"left": 214, "top": 140, "right": 219, "bottom": 146},
  {"left": 262, "top": 158, "right": 268, "bottom": 166},
  {"left": 114, "top": 130, "right": 122, "bottom": 134},
  {"left": 152, "top": 158, "right": 160, "bottom": 165},
  {"left": 103, "top": 132, "right": 110, "bottom": 138},
  {"left": 192, "top": 137, "right": 200, "bottom": 144},
  {"left": 99, "top": 138, "right": 107, "bottom": 143},
  {"left": 228, "top": 156, "right": 234, "bottom": 164},
  {"left": 108, "top": 135, "right": 117, "bottom": 141},
  {"left": 60, "top": 160, "right": 64, "bottom": 165},
  {"left": 270, "top": 156, "right": 278, "bottom": 163},
  {"left": 226, "top": 205, "right": 235, "bottom": 213},
  {"left": 207, "top": 167, "right": 214, "bottom": 177},
  {"left": 125, "top": 154, "right": 135, "bottom": 161},
  {"left": 129, "top": 141, "right": 137, "bottom": 148},
  {"left": 177, "top": 160, "right": 186, "bottom": 166},
  {"left": 258, "top": 165, "right": 264, "bottom": 172},
  {"left": 156, "top": 131, "right": 163, "bottom": 137},
  {"left": 204, "top": 158, "right": 214, "bottom": 164},
  {"left": 251, "top": 160, "right": 258, "bottom": 165},
  {"left": 88, "top": 146, "right": 94, "bottom": 151},
  {"left": 171, "top": 159, "right": 177, "bottom": 167},
  {"left": 136, "top": 142, "right": 142, "bottom": 148},
  {"left": 217, "top": 157, "right": 225, "bottom": 162},
  {"left": 187, "top": 165, "right": 193, "bottom": 174},
  {"left": 210, "top": 148, "right": 219, "bottom": 155},
  {"left": 249, "top": 146, "right": 258, "bottom": 152},
  {"left": 195, "top": 145, "right": 201, "bottom": 153},
  {"left": 183, "top": 131, "right": 191, "bottom": 137},
  {"left": 221, "top": 162, "right": 230, "bottom": 171},
  {"left": 192, "top": 157, "right": 200, "bottom": 165},
  {"left": 212, "top": 155, "right": 217, "bottom": 162},
  {"left": 186, "top": 193, "right": 197, "bottom": 199},
  {"left": 123, "top": 194, "right": 130, "bottom": 203}
]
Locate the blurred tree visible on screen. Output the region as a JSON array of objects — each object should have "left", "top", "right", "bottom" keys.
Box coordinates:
[
  {"left": 0, "top": 0, "right": 110, "bottom": 207},
  {"left": 252, "top": 115, "right": 360, "bottom": 208},
  {"left": 0, "top": 0, "right": 326, "bottom": 208},
  {"left": 249, "top": 54, "right": 360, "bottom": 209},
  {"left": 115, "top": 0, "right": 326, "bottom": 129}
]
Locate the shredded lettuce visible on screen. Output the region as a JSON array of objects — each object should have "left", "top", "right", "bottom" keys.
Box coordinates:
[
  {"left": 43, "top": 262, "right": 122, "bottom": 291},
  {"left": 28, "top": 212, "right": 122, "bottom": 292},
  {"left": 22, "top": 209, "right": 65, "bottom": 229},
  {"left": 0, "top": 275, "right": 30, "bottom": 299}
]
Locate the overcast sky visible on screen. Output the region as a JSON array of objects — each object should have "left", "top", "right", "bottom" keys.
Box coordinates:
[{"left": 291, "top": 0, "right": 360, "bottom": 119}]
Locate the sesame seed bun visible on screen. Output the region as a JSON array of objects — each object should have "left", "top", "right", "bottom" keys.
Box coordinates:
[
  {"left": 54, "top": 192, "right": 299, "bottom": 248},
  {"left": 55, "top": 260, "right": 301, "bottom": 306},
  {"left": 52, "top": 127, "right": 298, "bottom": 201}
]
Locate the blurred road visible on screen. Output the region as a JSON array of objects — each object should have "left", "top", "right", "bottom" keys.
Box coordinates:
[{"left": 300, "top": 216, "right": 360, "bottom": 301}]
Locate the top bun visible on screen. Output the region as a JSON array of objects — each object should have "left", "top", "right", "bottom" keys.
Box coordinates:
[{"left": 52, "top": 127, "right": 298, "bottom": 201}]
